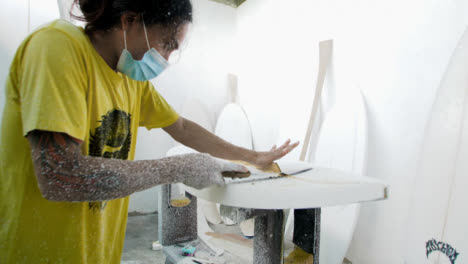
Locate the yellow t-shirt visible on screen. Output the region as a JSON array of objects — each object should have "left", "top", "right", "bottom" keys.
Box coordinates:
[{"left": 0, "top": 19, "right": 179, "bottom": 263}]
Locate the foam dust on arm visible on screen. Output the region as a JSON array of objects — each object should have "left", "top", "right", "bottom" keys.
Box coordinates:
[{"left": 27, "top": 130, "right": 232, "bottom": 202}]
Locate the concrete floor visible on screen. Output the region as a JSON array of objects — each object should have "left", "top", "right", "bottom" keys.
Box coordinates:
[
  {"left": 121, "top": 212, "right": 251, "bottom": 264},
  {"left": 121, "top": 213, "right": 347, "bottom": 264},
  {"left": 121, "top": 213, "right": 166, "bottom": 264}
]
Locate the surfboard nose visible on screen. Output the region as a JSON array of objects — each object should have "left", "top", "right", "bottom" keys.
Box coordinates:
[{"left": 405, "top": 26, "right": 468, "bottom": 264}]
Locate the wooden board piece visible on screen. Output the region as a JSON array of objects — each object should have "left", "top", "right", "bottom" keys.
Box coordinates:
[{"left": 300, "top": 40, "right": 333, "bottom": 161}]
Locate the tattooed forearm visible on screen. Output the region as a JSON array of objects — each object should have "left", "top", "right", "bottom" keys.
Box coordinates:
[
  {"left": 28, "top": 131, "right": 128, "bottom": 201},
  {"left": 27, "top": 130, "right": 240, "bottom": 202}
]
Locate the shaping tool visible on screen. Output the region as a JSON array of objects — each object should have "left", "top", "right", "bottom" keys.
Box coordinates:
[{"left": 222, "top": 160, "right": 314, "bottom": 183}]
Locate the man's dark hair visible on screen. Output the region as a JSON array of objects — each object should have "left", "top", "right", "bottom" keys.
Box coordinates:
[{"left": 72, "top": 0, "right": 193, "bottom": 34}]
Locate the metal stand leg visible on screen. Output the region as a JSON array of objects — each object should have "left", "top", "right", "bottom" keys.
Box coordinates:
[
  {"left": 312, "top": 208, "right": 321, "bottom": 264},
  {"left": 292, "top": 208, "right": 321, "bottom": 263},
  {"left": 253, "top": 210, "right": 284, "bottom": 264},
  {"left": 158, "top": 184, "right": 197, "bottom": 246}
]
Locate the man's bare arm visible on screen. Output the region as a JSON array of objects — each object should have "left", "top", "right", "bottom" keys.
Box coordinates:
[
  {"left": 164, "top": 117, "right": 257, "bottom": 161},
  {"left": 27, "top": 130, "right": 243, "bottom": 202},
  {"left": 163, "top": 117, "right": 299, "bottom": 168}
]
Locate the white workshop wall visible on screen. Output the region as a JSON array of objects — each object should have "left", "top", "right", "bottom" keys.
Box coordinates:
[
  {"left": 0, "top": 0, "right": 75, "bottom": 131},
  {"left": 236, "top": 0, "right": 468, "bottom": 263},
  {"left": 0, "top": 0, "right": 30, "bottom": 123},
  {"left": 0, "top": 0, "right": 59, "bottom": 145},
  {"left": 0, "top": 0, "right": 83, "bottom": 123},
  {"left": 130, "top": 0, "right": 237, "bottom": 213}
]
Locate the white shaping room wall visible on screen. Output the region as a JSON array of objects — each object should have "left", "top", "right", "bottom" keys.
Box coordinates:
[
  {"left": 0, "top": 0, "right": 236, "bottom": 213},
  {"left": 0, "top": 0, "right": 65, "bottom": 120},
  {"left": 236, "top": 0, "right": 468, "bottom": 263}
]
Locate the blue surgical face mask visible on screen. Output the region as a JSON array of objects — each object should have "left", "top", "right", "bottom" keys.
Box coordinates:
[{"left": 116, "top": 21, "right": 169, "bottom": 81}]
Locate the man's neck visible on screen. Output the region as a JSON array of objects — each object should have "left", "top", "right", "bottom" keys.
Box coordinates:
[{"left": 88, "top": 30, "right": 122, "bottom": 71}]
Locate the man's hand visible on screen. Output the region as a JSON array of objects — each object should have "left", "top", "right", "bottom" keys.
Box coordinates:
[{"left": 253, "top": 139, "right": 300, "bottom": 169}]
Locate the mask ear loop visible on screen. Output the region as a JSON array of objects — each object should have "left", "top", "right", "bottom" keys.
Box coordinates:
[
  {"left": 142, "top": 15, "right": 151, "bottom": 50},
  {"left": 123, "top": 30, "right": 128, "bottom": 50}
]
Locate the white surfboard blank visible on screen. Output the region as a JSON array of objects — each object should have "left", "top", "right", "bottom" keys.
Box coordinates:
[
  {"left": 214, "top": 102, "right": 254, "bottom": 226},
  {"left": 316, "top": 92, "right": 368, "bottom": 264},
  {"left": 405, "top": 27, "right": 468, "bottom": 264}
]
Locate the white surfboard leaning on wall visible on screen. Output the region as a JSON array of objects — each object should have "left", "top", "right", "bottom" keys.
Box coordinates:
[
  {"left": 214, "top": 102, "right": 254, "bottom": 227},
  {"left": 315, "top": 91, "right": 368, "bottom": 264},
  {"left": 284, "top": 90, "right": 368, "bottom": 264},
  {"left": 214, "top": 103, "right": 253, "bottom": 150},
  {"left": 405, "top": 27, "right": 468, "bottom": 264}
]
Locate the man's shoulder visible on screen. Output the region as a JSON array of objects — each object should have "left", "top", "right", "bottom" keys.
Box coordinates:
[{"left": 30, "top": 19, "right": 88, "bottom": 48}]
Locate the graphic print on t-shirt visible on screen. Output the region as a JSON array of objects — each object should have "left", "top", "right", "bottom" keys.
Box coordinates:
[
  {"left": 89, "top": 109, "right": 132, "bottom": 159},
  {"left": 88, "top": 109, "right": 132, "bottom": 211}
]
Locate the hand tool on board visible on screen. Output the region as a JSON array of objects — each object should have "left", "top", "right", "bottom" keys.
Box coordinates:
[{"left": 222, "top": 160, "right": 314, "bottom": 183}]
